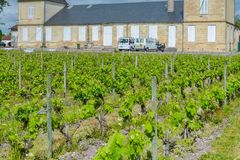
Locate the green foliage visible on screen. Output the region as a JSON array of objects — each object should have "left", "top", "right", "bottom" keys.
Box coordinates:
[
  {"left": 0, "top": 30, "right": 2, "bottom": 42},
  {"left": 94, "top": 132, "right": 129, "bottom": 160}
]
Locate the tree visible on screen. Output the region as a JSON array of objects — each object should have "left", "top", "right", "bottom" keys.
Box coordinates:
[
  {"left": 0, "top": 0, "right": 8, "bottom": 13},
  {"left": 0, "top": 30, "right": 2, "bottom": 42},
  {"left": 235, "top": 15, "right": 240, "bottom": 29}
]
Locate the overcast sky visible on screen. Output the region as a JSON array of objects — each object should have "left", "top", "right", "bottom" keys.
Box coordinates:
[{"left": 0, "top": 0, "right": 239, "bottom": 33}]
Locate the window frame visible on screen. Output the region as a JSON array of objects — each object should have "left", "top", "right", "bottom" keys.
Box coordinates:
[
  {"left": 28, "top": 6, "right": 34, "bottom": 19},
  {"left": 200, "top": 0, "right": 208, "bottom": 15}
]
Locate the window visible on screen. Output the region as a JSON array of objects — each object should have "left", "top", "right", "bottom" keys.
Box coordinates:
[
  {"left": 149, "top": 25, "right": 158, "bottom": 39},
  {"left": 131, "top": 25, "right": 139, "bottom": 38},
  {"left": 208, "top": 25, "right": 216, "bottom": 42},
  {"left": 36, "top": 27, "right": 42, "bottom": 41},
  {"left": 200, "top": 0, "right": 208, "bottom": 14},
  {"left": 28, "top": 6, "right": 34, "bottom": 19},
  {"left": 188, "top": 26, "right": 196, "bottom": 42},
  {"left": 117, "top": 25, "right": 124, "bottom": 40},
  {"left": 92, "top": 26, "right": 99, "bottom": 41},
  {"left": 22, "top": 27, "right": 28, "bottom": 42},
  {"left": 64, "top": 27, "right": 71, "bottom": 41},
  {"left": 46, "top": 27, "right": 52, "bottom": 41},
  {"left": 79, "top": 26, "right": 86, "bottom": 41}
]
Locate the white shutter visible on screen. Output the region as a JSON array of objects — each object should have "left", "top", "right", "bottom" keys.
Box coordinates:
[
  {"left": 149, "top": 25, "right": 158, "bottom": 39},
  {"left": 188, "top": 26, "right": 196, "bottom": 42},
  {"left": 200, "top": 0, "right": 208, "bottom": 14},
  {"left": 168, "top": 26, "right": 176, "bottom": 47},
  {"left": 103, "top": 26, "right": 112, "bottom": 46},
  {"left": 36, "top": 27, "right": 42, "bottom": 41},
  {"left": 92, "top": 26, "right": 99, "bottom": 41},
  {"left": 28, "top": 6, "right": 34, "bottom": 19},
  {"left": 208, "top": 25, "right": 216, "bottom": 42},
  {"left": 22, "top": 27, "right": 28, "bottom": 42},
  {"left": 79, "top": 26, "right": 86, "bottom": 41},
  {"left": 64, "top": 27, "right": 71, "bottom": 41},
  {"left": 117, "top": 25, "right": 124, "bottom": 41},
  {"left": 131, "top": 25, "right": 139, "bottom": 38},
  {"left": 46, "top": 27, "right": 52, "bottom": 41}
]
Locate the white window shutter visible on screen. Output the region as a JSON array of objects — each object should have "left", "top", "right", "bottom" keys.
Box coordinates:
[
  {"left": 200, "top": 0, "right": 208, "bottom": 14},
  {"left": 79, "top": 26, "right": 86, "bottom": 41},
  {"left": 149, "top": 25, "right": 158, "bottom": 39},
  {"left": 188, "top": 26, "right": 196, "bottom": 42},
  {"left": 22, "top": 27, "right": 28, "bottom": 42},
  {"left": 131, "top": 25, "right": 139, "bottom": 38},
  {"left": 46, "top": 27, "right": 52, "bottom": 41},
  {"left": 64, "top": 27, "right": 71, "bottom": 41},
  {"left": 92, "top": 26, "right": 99, "bottom": 41},
  {"left": 36, "top": 27, "right": 42, "bottom": 41},
  {"left": 208, "top": 25, "right": 216, "bottom": 42},
  {"left": 117, "top": 25, "right": 124, "bottom": 41},
  {"left": 28, "top": 6, "right": 34, "bottom": 19}
]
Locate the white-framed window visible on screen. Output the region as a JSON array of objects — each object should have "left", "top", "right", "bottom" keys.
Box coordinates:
[
  {"left": 117, "top": 25, "right": 124, "bottom": 41},
  {"left": 79, "top": 26, "right": 86, "bottom": 41},
  {"left": 46, "top": 27, "right": 52, "bottom": 41},
  {"left": 92, "top": 26, "right": 99, "bottom": 41},
  {"left": 22, "top": 27, "right": 28, "bottom": 42},
  {"left": 200, "top": 0, "right": 208, "bottom": 14},
  {"left": 131, "top": 25, "right": 139, "bottom": 38},
  {"left": 188, "top": 26, "right": 196, "bottom": 42},
  {"left": 28, "top": 6, "right": 34, "bottom": 19},
  {"left": 63, "top": 27, "right": 71, "bottom": 41},
  {"left": 149, "top": 25, "right": 158, "bottom": 39},
  {"left": 208, "top": 25, "right": 216, "bottom": 42},
  {"left": 36, "top": 27, "right": 42, "bottom": 41}
]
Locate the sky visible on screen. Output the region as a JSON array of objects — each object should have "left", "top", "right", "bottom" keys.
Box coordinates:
[{"left": 0, "top": 0, "right": 239, "bottom": 34}]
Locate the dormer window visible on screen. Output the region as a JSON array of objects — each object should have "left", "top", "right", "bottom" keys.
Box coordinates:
[
  {"left": 28, "top": 6, "right": 34, "bottom": 19},
  {"left": 200, "top": 0, "right": 208, "bottom": 15}
]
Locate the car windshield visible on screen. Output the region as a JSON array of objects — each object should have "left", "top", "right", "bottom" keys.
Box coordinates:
[{"left": 119, "top": 39, "right": 129, "bottom": 43}]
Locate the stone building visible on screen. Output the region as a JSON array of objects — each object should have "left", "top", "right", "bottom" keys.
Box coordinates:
[{"left": 18, "top": 0, "right": 239, "bottom": 52}]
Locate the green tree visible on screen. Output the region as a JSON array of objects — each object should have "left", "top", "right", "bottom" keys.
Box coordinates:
[
  {"left": 0, "top": 0, "right": 8, "bottom": 13},
  {"left": 235, "top": 15, "right": 240, "bottom": 29},
  {"left": 0, "top": 30, "right": 2, "bottom": 42}
]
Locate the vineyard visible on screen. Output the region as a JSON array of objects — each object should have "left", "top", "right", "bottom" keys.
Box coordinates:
[{"left": 1, "top": 50, "right": 240, "bottom": 160}]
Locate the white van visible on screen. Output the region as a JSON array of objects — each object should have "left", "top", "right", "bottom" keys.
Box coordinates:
[
  {"left": 118, "top": 37, "right": 135, "bottom": 51},
  {"left": 135, "top": 38, "right": 158, "bottom": 51}
]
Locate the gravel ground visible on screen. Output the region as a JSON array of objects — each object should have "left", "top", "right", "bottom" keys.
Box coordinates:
[
  {"left": 180, "top": 119, "right": 228, "bottom": 160},
  {"left": 59, "top": 139, "right": 105, "bottom": 160}
]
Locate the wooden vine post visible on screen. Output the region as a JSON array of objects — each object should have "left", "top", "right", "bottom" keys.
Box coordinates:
[
  {"left": 165, "top": 60, "right": 169, "bottom": 103},
  {"left": 224, "top": 62, "right": 227, "bottom": 106},
  {"left": 71, "top": 57, "right": 74, "bottom": 70},
  {"left": 135, "top": 55, "right": 138, "bottom": 68},
  {"left": 112, "top": 61, "right": 116, "bottom": 102},
  {"left": 64, "top": 61, "right": 67, "bottom": 104},
  {"left": 208, "top": 58, "right": 211, "bottom": 85},
  {"left": 18, "top": 61, "right": 22, "bottom": 89},
  {"left": 170, "top": 56, "right": 174, "bottom": 75},
  {"left": 46, "top": 74, "right": 52, "bottom": 158},
  {"left": 152, "top": 76, "right": 158, "bottom": 160},
  {"left": 41, "top": 52, "right": 43, "bottom": 70},
  {"left": 101, "top": 57, "right": 104, "bottom": 69}
]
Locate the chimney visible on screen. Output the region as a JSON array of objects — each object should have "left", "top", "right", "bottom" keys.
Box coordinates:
[{"left": 168, "top": 0, "right": 174, "bottom": 12}]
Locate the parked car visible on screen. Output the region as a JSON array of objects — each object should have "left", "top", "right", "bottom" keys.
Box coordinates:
[
  {"left": 118, "top": 37, "right": 135, "bottom": 51},
  {"left": 134, "top": 38, "right": 158, "bottom": 51},
  {"left": 0, "top": 42, "right": 6, "bottom": 48}
]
